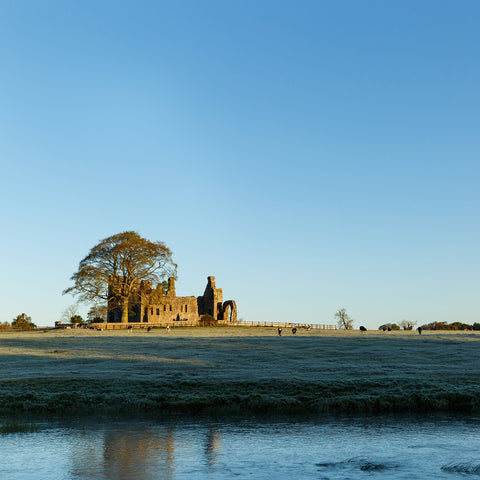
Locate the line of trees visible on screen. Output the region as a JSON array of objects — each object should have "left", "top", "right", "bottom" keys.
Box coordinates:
[
  {"left": 333, "top": 309, "right": 480, "bottom": 332},
  {"left": 59, "top": 304, "right": 108, "bottom": 325},
  {"left": 378, "top": 320, "right": 417, "bottom": 331},
  {"left": 0, "top": 306, "right": 109, "bottom": 331},
  {"left": 377, "top": 321, "right": 480, "bottom": 331},
  {"left": 420, "top": 321, "right": 480, "bottom": 331}
]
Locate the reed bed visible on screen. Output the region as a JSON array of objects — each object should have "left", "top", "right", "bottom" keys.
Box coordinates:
[{"left": 0, "top": 421, "right": 40, "bottom": 434}]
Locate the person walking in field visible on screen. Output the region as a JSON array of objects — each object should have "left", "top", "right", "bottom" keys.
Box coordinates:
[
  {"left": 277, "top": 327, "right": 282, "bottom": 336},
  {"left": 166, "top": 325, "right": 170, "bottom": 333},
  {"left": 292, "top": 327, "right": 297, "bottom": 335}
]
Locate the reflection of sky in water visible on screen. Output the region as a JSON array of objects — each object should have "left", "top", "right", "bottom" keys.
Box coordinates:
[{"left": 1, "top": 415, "right": 480, "bottom": 479}]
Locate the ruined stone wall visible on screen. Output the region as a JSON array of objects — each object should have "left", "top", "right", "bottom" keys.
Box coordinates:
[
  {"left": 197, "top": 276, "right": 223, "bottom": 319},
  {"left": 107, "top": 275, "right": 236, "bottom": 325},
  {"left": 142, "top": 296, "right": 199, "bottom": 324},
  {"left": 220, "top": 300, "right": 237, "bottom": 323}
]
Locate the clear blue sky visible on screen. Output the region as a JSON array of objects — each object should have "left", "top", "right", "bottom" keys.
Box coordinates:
[{"left": 1, "top": 1, "right": 479, "bottom": 328}]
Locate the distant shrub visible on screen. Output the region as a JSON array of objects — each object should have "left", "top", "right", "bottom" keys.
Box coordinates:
[
  {"left": 70, "top": 315, "right": 84, "bottom": 324},
  {"left": 90, "top": 317, "right": 104, "bottom": 323},
  {"left": 11, "top": 313, "right": 36, "bottom": 330},
  {"left": 378, "top": 323, "right": 400, "bottom": 331},
  {"left": 199, "top": 314, "right": 217, "bottom": 326}
]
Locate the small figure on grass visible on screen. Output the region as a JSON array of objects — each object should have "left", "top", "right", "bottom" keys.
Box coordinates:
[
  {"left": 417, "top": 326, "right": 422, "bottom": 335},
  {"left": 166, "top": 325, "right": 170, "bottom": 333},
  {"left": 277, "top": 327, "right": 282, "bottom": 336},
  {"left": 292, "top": 327, "right": 297, "bottom": 335},
  {"left": 147, "top": 326, "right": 152, "bottom": 332}
]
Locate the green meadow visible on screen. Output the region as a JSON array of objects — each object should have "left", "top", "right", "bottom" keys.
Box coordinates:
[{"left": 1, "top": 327, "right": 479, "bottom": 414}]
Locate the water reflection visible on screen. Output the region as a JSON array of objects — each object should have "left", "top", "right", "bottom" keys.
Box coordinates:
[
  {"left": 204, "top": 428, "right": 221, "bottom": 467},
  {"left": 70, "top": 423, "right": 176, "bottom": 480},
  {"left": 67, "top": 421, "right": 223, "bottom": 480},
  {"left": 2, "top": 415, "right": 480, "bottom": 480}
]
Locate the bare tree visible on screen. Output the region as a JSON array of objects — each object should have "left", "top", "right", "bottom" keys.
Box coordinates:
[
  {"left": 335, "top": 308, "right": 354, "bottom": 330},
  {"left": 400, "top": 319, "right": 417, "bottom": 331},
  {"left": 64, "top": 231, "right": 177, "bottom": 323},
  {"left": 60, "top": 304, "right": 78, "bottom": 324},
  {"left": 87, "top": 304, "right": 108, "bottom": 323}
]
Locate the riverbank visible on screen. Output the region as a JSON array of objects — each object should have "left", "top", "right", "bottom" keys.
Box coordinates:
[{"left": 1, "top": 327, "right": 479, "bottom": 414}]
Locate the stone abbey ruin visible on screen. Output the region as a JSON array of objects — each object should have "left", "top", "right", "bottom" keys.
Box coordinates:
[{"left": 107, "top": 276, "right": 237, "bottom": 326}]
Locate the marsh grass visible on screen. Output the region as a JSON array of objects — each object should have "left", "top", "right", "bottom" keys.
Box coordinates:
[
  {"left": 1, "top": 328, "right": 480, "bottom": 414},
  {"left": 0, "top": 421, "right": 40, "bottom": 434}
]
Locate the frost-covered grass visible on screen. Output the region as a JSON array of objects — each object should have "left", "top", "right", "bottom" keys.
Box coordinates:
[{"left": 0, "top": 327, "right": 479, "bottom": 414}]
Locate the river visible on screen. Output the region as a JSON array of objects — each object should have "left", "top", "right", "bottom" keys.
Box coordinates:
[{"left": 1, "top": 414, "right": 479, "bottom": 479}]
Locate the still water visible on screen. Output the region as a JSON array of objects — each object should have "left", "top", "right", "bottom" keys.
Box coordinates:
[{"left": 1, "top": 414, "right": 480, "bottom": 479}]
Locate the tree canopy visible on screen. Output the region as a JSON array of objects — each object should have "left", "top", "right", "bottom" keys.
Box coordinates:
[
  {"left": 70, "top": 315, "right": 84, "bottom": 324},
  {"left": 64, "top": 231, "right": 177, "bottom": 323},
  {"left": 12, "top": 313, "right": 36, "bottom": 330}
]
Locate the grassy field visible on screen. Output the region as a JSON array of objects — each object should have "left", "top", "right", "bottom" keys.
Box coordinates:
[{"left": 1, "top": 327, "right": 479, "bottom": 415}]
